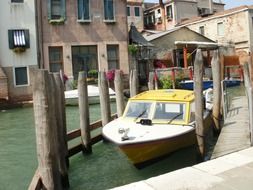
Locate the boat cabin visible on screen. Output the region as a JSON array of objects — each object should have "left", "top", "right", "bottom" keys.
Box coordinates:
[{"left": 123, "top": 89, "right": 196, "bottom": 125}]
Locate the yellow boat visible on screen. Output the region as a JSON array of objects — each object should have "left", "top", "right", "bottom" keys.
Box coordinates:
[{"left": 102, "top": 89, "right": 213, "bottom": 167}]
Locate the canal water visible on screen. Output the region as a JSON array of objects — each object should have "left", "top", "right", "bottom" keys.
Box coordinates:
[{"left": 0, "top": 85, "right": 244, "bottom": 190}]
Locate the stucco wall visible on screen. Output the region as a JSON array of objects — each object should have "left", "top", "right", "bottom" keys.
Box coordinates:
[
  {"left": 0, "top": 1, "right": 38, "bottom": 68},
  {"left": 41, "top": 0, "right": 129, "bottom": 77},
  {"left": 186, "top": 10, "right": 251, "bottom": 53}
]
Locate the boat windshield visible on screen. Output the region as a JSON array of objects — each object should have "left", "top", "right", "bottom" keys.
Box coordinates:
[
  {"left": 124, "top": 102, "right": 152, "bottom": 118},
  {"left": 153, "top": 102, "right": 186, "bottom": 122}
]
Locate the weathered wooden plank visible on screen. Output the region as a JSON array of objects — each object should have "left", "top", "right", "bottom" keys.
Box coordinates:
[
  {"left": 98, "top": 71, "right": 111, "bottom": 126},
  {"left": 68, "top": 143, "right": 83, "bottom": 158},
  {"left": 130, "top": 69, "right": 138, "bottom": 97},
  {"left": 28, "top": 169, "right": 42, "bottom": 190},
  {"left": 194, "top": 49, "right": 205, "bottom": 158},
  {"left": 211, "top": 50, "right": 221, "bottom": 131},
  {"left": 78, "top": 71, "right": 92, "bottom": 153},
  {"left": 32, "top": 70, "right": 62, "bottom": 189},
  {"left": 114, "top": 70, "right": 125, "bottom": 117}
]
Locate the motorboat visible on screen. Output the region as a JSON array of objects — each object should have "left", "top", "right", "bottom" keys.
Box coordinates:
[
  {"left": 64, "top": 85, "right": 116, "bottom": 105},
  {"left": 102, "top": 89, "right": 213, "bottom": 167},
  {"left": 180, "top": 79, "right": 241, "bottom": 90}
]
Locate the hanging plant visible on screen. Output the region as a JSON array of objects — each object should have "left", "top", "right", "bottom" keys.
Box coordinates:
[
  {"left": 128, "top": 44, "right": 138, "bottom": 55},
  {"left": 13, "top": 47, "right": 26, "bottom": 53}
]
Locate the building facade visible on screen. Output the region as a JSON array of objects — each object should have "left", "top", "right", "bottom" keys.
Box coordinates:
[
  {"left": 127, "top": 0, "right": 144, "bottom": 32},
  {"left": 0, "top": 0, "right": 38, "bottom": 101},
  {"left": 37, "top": 0, "right": 129, "bottom": 82},
  {"left": 180, "top": 6, "right": 253, "bottom": 55},
  {"left": 144, "top": 0, "right": 224, "bottom": 31}
]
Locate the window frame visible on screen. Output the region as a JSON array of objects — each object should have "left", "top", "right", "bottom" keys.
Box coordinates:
[
  {"left": 166, "top": 5, "right": 173, "bottom": 19},
  {"left": 47, "top": 0, "right": 66, "bottom": 23},
  {"left": 107, "top": 44, "right": 119, "bottom": 70},
  {"left": 13, "top": 66, "right": 29, "bottom": 87},
  {"left": 77, "top": 0, "right": 91, "bottom": 22},
  {"left": 11, "top": 0, "right": 24, "bottom": 3},
  {"left": 199, "top": 26, "right": 205, "bottom": 36},
  {"left": 127, "top": 6, "right": 130, "bottom": 17},
  {"left": 48, "top": 46, "right": 64, "bottom": 73},
  {"left": 134, "top": 6, "right": 140, "bottom": 17},
  {"left": 103, "top": 0, "right": 115, "bottom": 23},
  {"left": 8, "top": 29, "right": 30, "bottom": 50},
  {"left": 217, "top": 22, "right": 224, "bottom": 36}
]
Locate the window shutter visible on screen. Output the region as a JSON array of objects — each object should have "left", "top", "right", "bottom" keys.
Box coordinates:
[
  {"left": 61, "top": 0, "right": 66, "bottom": 20},
  {"left": 47, "top": 0, "right": 52, "bottom": 20},
  {"left": 8, "top": 30, "right": 14, "bottom": 49},
  {"left": 24, "top": 30, "right": 30, "bottom": 48}
]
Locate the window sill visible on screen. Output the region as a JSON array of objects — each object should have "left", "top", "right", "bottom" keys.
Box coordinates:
[
  {"left": 103, "top": 19, "right": 116, "bottom": 24},
  {"left": 49, "top": 19, "right": 65, "bottom": 25},
  {"left": 14, "top": 84, "right": 29, "bottom": 88},
  {"left": 77, "top": 19, "right": 91, "bottom": 23}
]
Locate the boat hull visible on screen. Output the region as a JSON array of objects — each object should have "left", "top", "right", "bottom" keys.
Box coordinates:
[{"left": 119, "top": 130, "right": 196, "bottom": 166}]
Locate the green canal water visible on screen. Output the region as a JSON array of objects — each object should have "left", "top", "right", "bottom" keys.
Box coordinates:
[{"left": 0, "top": 85, "right": 244, "bottom": 190}]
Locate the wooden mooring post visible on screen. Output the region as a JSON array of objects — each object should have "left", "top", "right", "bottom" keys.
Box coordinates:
[
  {"left": 193, "top": 49, "right": 205, "bottom": 158},
  {"left": 243, "top": 63, "right": 253, "bottom": 145},
  {"left": 130, "top": 69, "right": 138, "bottom": 97},
  {"left": 148, "top": 71, "right": 154, "bottom": 90},
  {"left": 211, "top": 50, "right": 221, "bottom": 132},
  {"left": 78, "top": 71, "right": 92, "bottom": 153},
  {"left": 114, "top": 70, "right": 125, "bottom": 117},
  {"left": 30, "top": 69, "right": 69, "bottom": 190},
  {"left": 98, "top": 71, "right": 111, "bottom": 126}
]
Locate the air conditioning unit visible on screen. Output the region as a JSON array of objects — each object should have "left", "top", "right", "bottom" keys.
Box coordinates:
[{"left": 201, "top": 8, "right": 211, "bottom": 17}]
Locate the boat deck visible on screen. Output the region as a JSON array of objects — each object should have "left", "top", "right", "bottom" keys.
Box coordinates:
[{"left": 211, "top": 94, "right": 251, "bottom": 159}]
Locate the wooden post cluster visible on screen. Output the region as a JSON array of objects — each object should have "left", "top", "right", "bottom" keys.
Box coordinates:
[
  {"left": 114, "top": 70, "right": 125, "bottom": 117},
  {"left": 78, "top": 71, "right": 92, "bottom": 153},
  {"left": 211, "top": 50, "right": 221, "bottom": 132},
  {"left": 98, "top": 71, "right": 111, "bottom": 126},
  {"left": 243, "top": 63, "right": 253, "bottom": 145},
  {"left": 193, "top": 49, "right": 205, "bottom": 158},
  {"left": 31, "top": 69, "right": 69, "bottom": 190}
]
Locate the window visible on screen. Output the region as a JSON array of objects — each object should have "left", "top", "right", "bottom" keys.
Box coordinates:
[
  {"left": 199, "top": 26, "right": 205, "bottom": 35},
  {"left": 48, "top": 0, "right": 66, "bottom": 21},
  {"left": 11, "top": 0, "right": 23, "bottom": 3},
  {"left": 77, "top": 0, "right": 90, "bottom": 20},
  {"left": 49, "top": 47, "right": 63, "bottom": 72},
  {"left": 217, "top": 22, "right": 224, "bottom": 36},
  {"left": 107, "top": 45, "right": 119, "bottom": 70},
  {"left": 14, "top": 67, "right": 28, "bottom": 86},
  {"left": 72, "top": 46, "right": 98, "bottom": 80},
  {"left": 127, "top": 6, "right": 130, "bottom": 16},
  {"left": 134, "top": 7, "right": 140, "bottom": 17},
  {"left": 166, "top": 5, "right": 173, "bottom": 19},
  {"left": 8, "top": 29, "right": 30, "bottom": 49},
  {"left": 104, "top": 0, "right": 114, "bottom": 21}
]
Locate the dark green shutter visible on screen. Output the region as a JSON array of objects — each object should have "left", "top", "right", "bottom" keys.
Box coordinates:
[
  {"left": 8, "top": 30, "right": 14, "bottom": 49},
  {"left": 24, "top": 30, "right": 30, "bottom": 48},
  {"left": 47, "top": 0, "right": 52, "bottom": 20},
  {"left": 61, "top": 0, "right": 66, "bottom": 20}
]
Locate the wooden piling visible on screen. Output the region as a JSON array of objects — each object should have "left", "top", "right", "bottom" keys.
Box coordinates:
[
  {"left": 98, "top": 71, "right": 111, "bottom": 126},
  {"left": 32, "top": 69, "right": 62, "bottom": 190},
  {"left": 211, "top": 50, "right": 221, "bottom": 132},
  {"left": 243, "top": 63, "right": 253, "bottom": 145},
  {"left": 114, "top": 70, "right": 125, "bottom": 117},
  {"left": 193, "top": 49, "right": 205, "bottom": 158},
  {"left": 130, "top": 69, "right": 138, "bottom": 97},
  {"left": 52, "top": 73, "right": 69, "bottom": 188},
  {"left": 148, "top": 71, "right": 154, "bottom": 90},
  {"left": 78, "top": 71, "right": 92, "bottom": 153}
]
